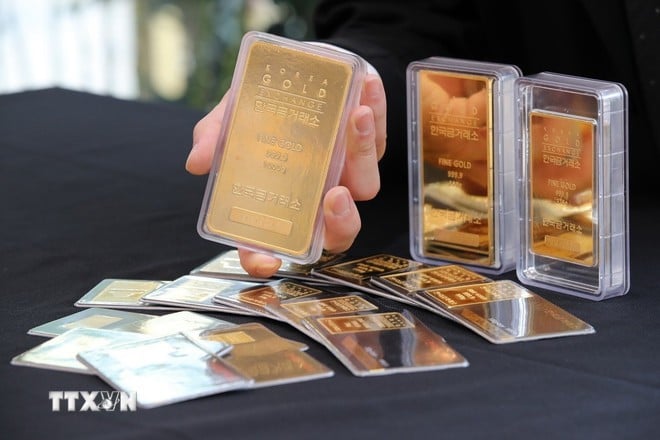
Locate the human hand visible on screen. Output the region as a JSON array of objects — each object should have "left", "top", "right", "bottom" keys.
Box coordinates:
[{"left": 186, "top": 73, "right": 386, "bottom": 277}]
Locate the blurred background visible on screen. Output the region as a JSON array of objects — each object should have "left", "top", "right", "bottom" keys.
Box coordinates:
[{"left": 0, "top": 0, "right": 317, "bottom": 111}]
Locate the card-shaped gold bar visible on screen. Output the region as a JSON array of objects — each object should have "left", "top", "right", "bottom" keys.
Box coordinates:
[
  {"left": 374, "top": 264, "right": 490, "bottom": 295},
  {"left": 200, "top": 33, "right": 362, "bottom": 262},
  {"left": 313, "top": 254, "right": 424, "bottom": 285},
  {"left": 418, "top": 70, "right": 494, "bottom": 265},
  {"left": 529, "top": 111, "right": 596, "bottom": 266},
  {"left": 303, "top": 310, "right": 468, "bottom": 375}
]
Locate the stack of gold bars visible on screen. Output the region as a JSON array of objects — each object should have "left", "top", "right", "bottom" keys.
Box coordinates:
[{"left": 12, "top": 249, "right": 593, "bottom": 408}]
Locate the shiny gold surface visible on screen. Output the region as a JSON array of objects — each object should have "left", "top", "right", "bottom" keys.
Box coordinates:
[
  {"left": 281, "top": 295, "right": 378, "bottom": 318},
  {"left": 419, "top": 281, "right": 594, "bottom": 342},
  {"left": 304, "top": 310, "right": 467, "bottom": 375},
  {"left": 529, "top": 111, "right": 596, "bottom": 266},
  {"left": 223, "top": 349, "right": 332, "bottom": 385},
  {"left": 377, "top": 265, "right": 490, "bottom": 294},
  {"left": 237, "top": 281, "right": 322, "bottom": 307},
  {"left": 418, "top": 69, "right": 494, "bottom": 265},
  {"left": 456, "top": 290, "right": 593, "bottom": 340},
  {"left": 61, "top": 315, "right": 123, "bottom": 330},
  {"left": 28, "top": 309, "right": 155, "bottom": 338},
  {"left": 424, "top": 280, "right": 532, "bottom": 309},
  {"left": 316, "top": 312, "right": 414, "bottom": 335},
  {"left": 317, "top": 254, "right": 424, "bottom": 284},
  {"left": 91, "top": 280, "right": 164, "bottom": 304},
  {"left": 205, "top": 39, "right": 353, "bottom": 257},
  {"left": 201, "top": 323, "right": 307, "bottom": 355}
]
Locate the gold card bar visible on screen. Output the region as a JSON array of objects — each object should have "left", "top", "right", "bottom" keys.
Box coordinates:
[
  {"left": 418, "top": 69, "right": 494, "bottom": 265},
  {"left": 238, "top": 281, "right": 322, "bottom": 307},
  {"left": 201, "top": 322, "right": 307, "bottom": 355},
  {"left": 316, "top": 312, "right": 415, "bottom": 335},
  {"left": 204, "top": 38, "right": 354, "bottom": 258},
  {"left": 529, "top": 111, "right": 596, "bottom": 266},
  {"left": 376, "top": 264, "right": 491, "bottom": 294},
  {"left": 90, "top": 280, "right": 165, "bottom": 303},
  {"left": 281, "top": 295, "right": 378, "bottom": 319}
]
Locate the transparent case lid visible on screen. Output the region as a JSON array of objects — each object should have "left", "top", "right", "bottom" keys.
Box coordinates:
[{"left": 515, "top": 72, "right": 629, "bottom": 300}]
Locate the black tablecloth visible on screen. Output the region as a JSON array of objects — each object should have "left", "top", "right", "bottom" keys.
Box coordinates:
[{"left": 1, "top": 88, "right": 658, "bottom": 439}]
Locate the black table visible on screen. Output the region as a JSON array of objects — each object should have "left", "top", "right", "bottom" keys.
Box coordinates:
[{"left": 1, "top": 88, "right": 658, "bottom": 439}]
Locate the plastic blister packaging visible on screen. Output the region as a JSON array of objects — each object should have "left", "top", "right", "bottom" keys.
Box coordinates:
[
  {"left": 198, "top": 31, "right": 366, "bottom": 263},
  {"left": 515, "top": 72, "right": 629, "bottom": 300},
  {"left": 407, "top": 57, "right": 521, "bottom": 274}
]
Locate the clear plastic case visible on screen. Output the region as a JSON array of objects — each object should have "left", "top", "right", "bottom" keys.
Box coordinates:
[
  {"left": 407, "top": 57, "right": 521, "bottom": 274},
  {"left": 198, "top": 31, "right": 367, "bottom": 263},
  {"left": 515, "top": 72, "right": 629, "bottom": 300}
]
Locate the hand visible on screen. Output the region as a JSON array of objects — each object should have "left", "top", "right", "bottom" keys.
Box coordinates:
[{"left": 186, "top": 73, "right": 386, "bottom": 277}]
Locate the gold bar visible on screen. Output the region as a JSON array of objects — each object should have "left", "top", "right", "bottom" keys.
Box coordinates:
[
  {"left": 203, "top": 37, "right": 355, "bottom": 259},
  {"left": 316, "top": 312, "right": 415, "bottom": 335},
  {"left": 529, "top": 111, "right": 596, "bottom": 266},
  {"left": 417, "top": 69, "right": 494, "bottom": 265}
]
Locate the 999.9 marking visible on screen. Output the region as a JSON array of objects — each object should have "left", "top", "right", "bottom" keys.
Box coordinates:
[{"left": 263, "top": 160, "right": 287, "bottom": 174}]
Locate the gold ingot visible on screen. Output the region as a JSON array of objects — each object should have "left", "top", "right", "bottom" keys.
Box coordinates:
[
  {"left": 203, "top": 38, "right": 354, "bottom": 259},
  {"left": 529, "top": 111, "right": 596, "bottom": 266},
  {"left": 417, "top": 69, "right": 495, "bottom": 265}
]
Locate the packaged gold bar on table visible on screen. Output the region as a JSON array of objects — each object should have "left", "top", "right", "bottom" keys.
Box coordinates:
[
  {"left": 198, "top": 31, "right": 367, "bottom": 264},
  {"left": 419, "top": 280, "right": 595, "bottom": 343},
  {"left": 11, "top": 328, "right": 152, "bottom": 374},
  {"left": 141, "top": 274, "right": 262, "bottom": 316},
  {"left": 199, "top": 322, "right": 333, "bottom": 387},
  {"left": 219, "top": 349, "right": 333, "bottom": 388},
  {"left": 74, "top": 279, "right": 188, "bottom": 311},
  {"left": 265, "top": 291, "right": 383, "bottom": 341},
  {"left": 303, "top": 310, "right": 468, "bottom": 376},
  {"left": 516, "top": 73, "right": 629, "bottom": 300},
  {"left": 407, "top": 58, "right": 520, "bottom": 274},
  {"left": 371, "top": 264, "right": 491, "bottom": 299},
  {"left": 77, "top": 333, "right": 250, "bottom": 408},
  {"left": 28, "top": 308, "right": 155, "bottom": 337},
  {"left": 213, "top": 279, "right": 326, "bottom": 320},
  {"left": 199, "top": 322, "right": 308, "bottom": 354},
  {"left": 202, "top": 323, "right": 331, "bottom": 388},
  {"left": 370, "top": 264, "right": 492, "bottom": 317},
  {"left": 113, "top": 311, "right": 234, "bottom": 337},
  {"left": 312, "top": 254, "right": 426, "bottom": 305}
]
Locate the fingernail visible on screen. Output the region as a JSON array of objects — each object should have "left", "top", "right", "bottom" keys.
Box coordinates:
[
  {"left": 366, "top": 77, "right": 383, "bottom": 99},
  {"left": 355, "top": 109, "right": 373, "bottom": 135},
  {"left": 331, "top": 190, "right": 351, "bottom": 217},
  {"left": 254, "top": 255, "right": 281, "bottom": 277}
]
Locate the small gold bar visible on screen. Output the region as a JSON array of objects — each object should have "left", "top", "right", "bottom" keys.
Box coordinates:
[
  {"left": 374, "top": 264, "right": 491, "bottom": 295},
  {"left": 200, "top": 32, "right": 364, "bottom": 262},
  {"left": 315, "top": 312, "right": 415, "bottom": 335},
  {"left": 516, "top": 72, "right": 629, "bottom": 299},
  {"left": 417, "top": 69, "right": 495, "bottom": 265},
  {"left": 529, "top": 111, "right": 596, "bottom": 266}
]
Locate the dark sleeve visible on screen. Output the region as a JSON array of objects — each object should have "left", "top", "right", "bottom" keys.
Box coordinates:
[{"left": 313, "top": 0, "right": 480, "bottom": 205}]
